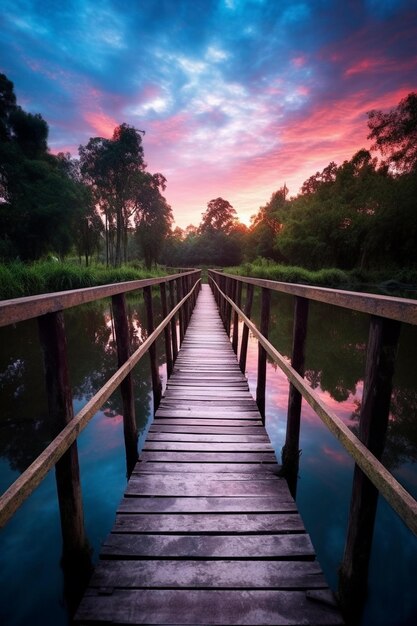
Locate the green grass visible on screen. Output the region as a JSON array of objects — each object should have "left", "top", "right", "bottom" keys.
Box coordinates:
[
  {"left": 0, "top": 261, "right": 168, "bottom": 299},
  {"left": 224, "top": 259, "right": 417, "bottom": 293},
  {"left": 225, "top": 260, "right": 353, "bottom": 288}
]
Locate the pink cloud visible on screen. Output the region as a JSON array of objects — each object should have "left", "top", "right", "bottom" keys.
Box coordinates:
[{"left": 84, "top": 111, "right": 119, "bottom": 137}]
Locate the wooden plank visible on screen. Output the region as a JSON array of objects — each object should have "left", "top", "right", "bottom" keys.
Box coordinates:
[
  {"left": 134, "top": 462, "right": 281, "bottom": 474},
  {"left": 146, "top": 433, "right": 270, "bottom": 443},
  {"left": 86, "top": 559, "right": 328, "bottom": 589},
  {"left": 125, "top": 476, "right": 285, "bottom": 497},
  {"left": 139, "top": 451, "right": 277, "bottom": 463},
  {"left": 149, "top": 424, "right": 266, "bottom": 434},
  {"left": 143, "top": 442, "right": 274, "bottom": 452},
  {"left": 153, "top": 418, "right": 263, "bottom": 427},
  {"left": 118, "top": 496, "right": 297, "bottom": 514},
  {"left": 113, "top": 512, "right": 306, "bottom": 533},
  {"left": 75, "top": 589, "right": 343, "bottom": 625},
  {"left": 101, "top": 533, "right": 315, "bottom": 559}
]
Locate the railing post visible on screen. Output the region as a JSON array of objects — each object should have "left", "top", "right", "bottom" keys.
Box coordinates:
[
  {"left": 225, "top": 277, "right": 233, "bottom": 337},
  {"left": 37, "top": 311, "right": 87, "bottom": 557},
  {"left": 111, "top": 294, "right": 138, "bottom": 477},
  {"left": 239, "top": 283, "right": 254, "bottom": 374},
  {"left": 168, "top": 280, "right": 179, "bottom": 362},
  {"left": 143, "top": 286, "right": 162, "bottom": 412},
  {"left": 281, "top": 296, "right": 309, "bottom": 493},
  {"left": 256, "top": 287, "right": 271, "bottom": 423},
  {"left": 160, "top": 283, "right": 173, "bottom": 378},
  {"left": 232, "top": 280, "right": 242, "bottom": 354},
  {"left": 176, "top": 277, "right": 185, "bottom": 344},
  {"left": 339, "top": 315, "right": 401, "bottom": 621}
]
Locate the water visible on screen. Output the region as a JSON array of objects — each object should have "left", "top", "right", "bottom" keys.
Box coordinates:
[
  {"left": 243, "top": 292, "right": 417, "bottom": 625},
  {"left": 0, "top": 291, "right": 416, "bottom": 625}
]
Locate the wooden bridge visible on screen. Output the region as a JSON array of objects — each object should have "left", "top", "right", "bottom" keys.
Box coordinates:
[
  {"left": 1, "top": 269, "right": 417, "bottom": 625},
  {"left": 75, "top": 284, "right": 342, "bottom": 625}
]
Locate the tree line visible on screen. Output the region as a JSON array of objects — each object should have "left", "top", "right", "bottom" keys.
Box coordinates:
[
  {"left": 0, "top": 73, "right": 172, "bottom": 268},
  {"left": 1, "top": 71, "right": 416, "bottom": 275},
  {"left": 164, "top": 92, "right": 417, "bottom": 273}
]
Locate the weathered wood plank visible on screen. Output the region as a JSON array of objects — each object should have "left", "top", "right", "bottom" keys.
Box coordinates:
[
  {"left": 153, "top": 418, "right": 263, "bottom": 427},
  {"left": 118, "top": 496, "right": 297, "bottom": 514},
  {"left": 101, "top": 533, "right": 315, "bottom": 559},
  {"left": 113, "top": 512, "right": 306, "bottom": 533},
  {"left": 86, "top": 559, "right": 327, "bottom": 589},
  {"left": 76, "top": 588, "right": 343, "bottom": 625},
  {"left": 125, "top": 476, "right": 285, "bottom": 497},
  {"left": 134, "top": 462, "right": 281, "bottom": 474},
  {"left": 139, "top": 450, "right": 277, "bottom": 463},
  {"left": 149, "top": 424, "right": 265, "bottom": 434},
  {"left": 143, "top": 442, "right": 274, "bottom": 452},
  {"left": 146, "top": 433, "right": 270, "bottom": 443}
]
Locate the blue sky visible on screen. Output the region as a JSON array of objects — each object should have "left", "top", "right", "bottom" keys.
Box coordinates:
[{"left": 1, "top": 0, "right": 416, "bottom": 226}]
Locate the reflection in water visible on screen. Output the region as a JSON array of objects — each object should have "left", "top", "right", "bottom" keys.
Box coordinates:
[
  {"left": 0, "top": 292, "right": 416, "bottom": 625},
  {"left": 0, "top": 295, "right": 167, "bottom": 626},
  {"left": 239, "top": 292, "right": 417, "bottom": 626}
]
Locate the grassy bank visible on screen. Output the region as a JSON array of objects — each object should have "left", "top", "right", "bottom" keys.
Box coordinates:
[
  {"left": 0, "top": 261, "right": 168, "bottom": 299},
  {"left": 224, "top": 260, "right": 417, "bottom": 295}
]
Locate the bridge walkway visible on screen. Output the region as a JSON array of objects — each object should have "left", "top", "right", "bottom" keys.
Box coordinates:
[{"left": 75, "top": 284, "right": 343, "bottom": 625}]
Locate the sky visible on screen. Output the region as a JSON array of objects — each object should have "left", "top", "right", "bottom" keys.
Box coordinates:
[{"left": 1, "top": 0, "right": 417, "bottom": 228}]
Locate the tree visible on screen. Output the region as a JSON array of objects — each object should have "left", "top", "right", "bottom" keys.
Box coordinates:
[
  {"left": 200, "top": 197, "right": 237, "bottom": 234},
  {"left": 134, "top": 172, "right": 173, "bottom": 268},
  {"left": 368, "top": 92, "right": 417, "bottom": 173},
  {"left": 0, "top": 74, "right": 89, "bottom": 260},
  {"left": 79, "top": 123, "right": 146, "bottom": 266},
  {"left": 248, "top": 185, "right": 288, "bottom": 261}
]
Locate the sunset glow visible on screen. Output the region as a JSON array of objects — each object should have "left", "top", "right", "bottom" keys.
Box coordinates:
[{"left": 1, "top": 0, "right": 416, "bottom": 227}]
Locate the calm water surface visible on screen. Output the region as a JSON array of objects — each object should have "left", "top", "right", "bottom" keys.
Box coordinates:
[{"left": 0, "top": 290, "right": 416, "bottom": 625}]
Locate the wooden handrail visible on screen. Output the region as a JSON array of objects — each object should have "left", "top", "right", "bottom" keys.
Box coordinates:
[
  {"left": 214, "top": 271, "right": 417, "bottom": 325},
  {"left": 0, "top": 270, "right": 198, "bottom": 328},
  {"left": 0, "top": 277, "right": 201, "bottom": 528},
  {"left": 209, "top": 273, "right": 417, "bottom": 537}
]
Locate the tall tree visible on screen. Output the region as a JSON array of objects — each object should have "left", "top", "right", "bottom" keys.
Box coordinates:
[
  {"left": 79, "top": 124, "right": 146, "bottom": 266},
  {"left": 134, "top": 172, "right": 173, "bottom": 268},
  {"left": 0, "top": 74, "right": 88, "bottom": 260},
  {"left": 368, "top": 92, "right": 417, "bottom": 173},
  {"left": 200, "top": 197, "right": 237, "bottom": 234}
]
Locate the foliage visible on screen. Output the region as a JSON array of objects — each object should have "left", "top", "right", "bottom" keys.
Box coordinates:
[
  {"left": 226, "top": 260, "right": 353, "bottom": 288},
  {"left": 0, "top": 260, "right": 166, "bottom": 299},
  {"left": 367, "top": 92, "right": 417, "bottom": 174},
  {"left": 0, "top": 74, "right": 89, "bottom": 261},
  {"left": 200, "top": 197, "right": 237, "bottom": 234}
]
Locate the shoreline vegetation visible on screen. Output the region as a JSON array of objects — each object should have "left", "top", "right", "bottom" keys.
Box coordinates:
[
  {"left": 225, "top": 259, "right": 417, "bottom": 298},
  {"left": 1, "top": 259, "right": 416, "bottom": 300},
  {"left": 0, "top": 260, "right": 166, "bottom": 300}
]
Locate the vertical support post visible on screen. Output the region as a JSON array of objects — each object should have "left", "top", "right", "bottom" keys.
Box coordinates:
[
  {"left": 221, "top": 275, "right": 227, "bottom": 328},
  {"left": 232, "top": 280, "right": 242, "bottom": 354},
  {"left": 256, "top": 287, "right": 271, "bottom": 423},
  {"left": 169, "top": 280, "right": 179, "bottom": 361},
  {"left": 225, "top": 277, "right": 233, "bottom": 337},
  {"left": 112, "top": 293, "right": 138, "bottom": 477},
  {"left": 281, "top": 296, "right": 309, "bottom": 495},
  {"left": 239, "top": 283, "right": 254, "bottom": 374},
  {"left": 338, "top": 316, "right": 401, "bottom": 621},
  {"left": 160, "top": 283, "right": 173, "bottom": 378},
  {"left": 143, "top": 286, "right": 162, "bottom": 412},
  {"left": 37, "top": 311, "right": 86, "bottom": 557},
  {"left": 176, "top": 277, "right": 185, "bottom": 344}
]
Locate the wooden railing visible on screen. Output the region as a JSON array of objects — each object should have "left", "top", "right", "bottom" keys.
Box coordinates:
[
  {"left": 208, "top": 269, "right": 417, "bottom": 618},
  {"left": 0, "top": 270, "right": 201, "bottom": 560}
]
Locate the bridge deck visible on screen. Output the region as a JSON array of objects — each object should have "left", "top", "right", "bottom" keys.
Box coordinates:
[{"left": 76, "top": 284, "right": 343, "bottom": 625}]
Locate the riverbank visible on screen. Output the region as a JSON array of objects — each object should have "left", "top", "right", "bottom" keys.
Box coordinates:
[
  {"left": 0, "top": 261, "right": 167, "bottom": 299},
  {"left": 225, "top": 260, "right": 417, "bottom": 297}
]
